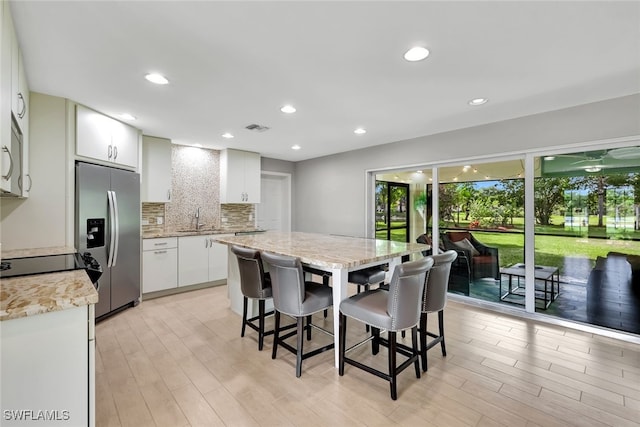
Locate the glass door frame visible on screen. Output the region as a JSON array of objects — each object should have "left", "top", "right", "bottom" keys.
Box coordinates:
[{"left": 375, "top": 180, "right": 410, "bottom": 242}]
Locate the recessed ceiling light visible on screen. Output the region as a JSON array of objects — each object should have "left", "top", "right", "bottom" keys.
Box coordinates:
[
  {"left": 281, "top": 105, "right": 296, "bottom": 114},
  {"left": 291, "top": 144, "right": 301, "bottom": 150},
  {"left": 145, "top": 73, "right": 169, "bottom": 85},
  {"left": 354, "top": 128, "right": 367, "bottom": 135},
  {"left": 404, "top": 46, "right": 430, "bottom": 62},
  {"left": 222, "top": 133, "right": 234, "bottom": 139},
  {"left": 468, "top": 98, "right": 488, "bottom": 106},
  {"left": 118, "top": 113, "right": 136, "bottom": 121}
]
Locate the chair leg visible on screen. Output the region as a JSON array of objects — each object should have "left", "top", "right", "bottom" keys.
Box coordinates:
[
  {"left": 419, "top": 312, "right": 428, "bottom": 372},
  {"left": 388, "top": 331, "right": 397, "bottom": 400},
  {"left": 411, "top": 326, "right": 421, "bottom": 379},
  {"left": 438, "top": 310, "right": 446, "bottom": 356},
  {"left": 241, "top": 296, "right": 248, "bottom": 337},
  {"left": 258, "top": 299, "right": 265, "bottom": 351},
  {"left": 271, "top": 311, "right": 280, "bottom": 360},
  {"left": 306, "top": 315, "right": 312, "bottom": 341},
  {"left": 323, "top": 275, "right": 330, "bottom": 318},
  {"left": 296, "top": 317, "right": 305, "bottom": 378},
  {"left": 372, "top": 327, "right": 380, "bottom": 355},
  {"left": 339, "top": 313, "right": 346, "bottom": 376}
]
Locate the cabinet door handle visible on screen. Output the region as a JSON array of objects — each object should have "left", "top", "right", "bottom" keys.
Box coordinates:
[
  {"left": 113, "top": 145, "right": 118, "bottom": 160},
  {"left": 17, "top": 93, "right": 26, "bottom": 119},
  {"left": 154, "top": 242, "right": 168, "bottom": 246},
  {"left": 2, "top": 146, "right": 14, "bottom": 180},
  {"left": 26, "top": 174, "right": 32, "bottom": 192},
  {"left": 154, "top": 250, "right": 167, "bottom": 254},
  {"left": 108, "top": 145, "right": 113, "bottom": 159},
  {"left": 167, "top": 189, "right": 171, "bottom": 201}
]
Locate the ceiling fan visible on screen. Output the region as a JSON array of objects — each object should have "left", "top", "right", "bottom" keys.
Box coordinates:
[{"left": 554, "top": 146, "right": 640, "bottom": 166}]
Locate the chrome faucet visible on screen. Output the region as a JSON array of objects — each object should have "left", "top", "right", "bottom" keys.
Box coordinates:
[{"left": 195, "top": 207, "right": 205, "bottom": 230}]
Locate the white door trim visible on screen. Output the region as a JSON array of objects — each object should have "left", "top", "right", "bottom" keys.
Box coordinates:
[{"left": 259, "top": 171, "right": 292, "bottom": 232}]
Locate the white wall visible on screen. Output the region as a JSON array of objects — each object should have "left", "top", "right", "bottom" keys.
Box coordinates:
[
  {"left": 0, "top": 93, "right": 69, "bottom": 250},
  {"left": 293, "top": 94, "right": 640, "bottom": 235}
]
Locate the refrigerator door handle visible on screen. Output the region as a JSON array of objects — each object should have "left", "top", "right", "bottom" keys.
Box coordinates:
[
  {"left": 112, "top": 191, "right": 120, "bottom": 267},
  {"left": 107, "top": 190, "right": 116, "bottom": 268}
]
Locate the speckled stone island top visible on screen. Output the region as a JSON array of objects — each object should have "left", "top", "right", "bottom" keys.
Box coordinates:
[
  {"left": 213, "top": 231, "right": 430, "bottom": 269},
  {"left": 0, "top": 247, "right": 99, "bottom": 321}
]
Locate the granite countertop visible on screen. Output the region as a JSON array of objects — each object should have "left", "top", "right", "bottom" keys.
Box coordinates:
[
  {"left": 0, "top": 246, "right": 98, "bottom": 321},
  {"left": 143, "top": 228, "right": 265, "bottom": 239},
  {"left": 213, "top": 231, "right": 430, "bottom": 269},
  {"left": 1, "top": 270, "right": 98, "bottom": 321},
  {"left": 1, "top": 246, "right": 76, "bottom": 259}
]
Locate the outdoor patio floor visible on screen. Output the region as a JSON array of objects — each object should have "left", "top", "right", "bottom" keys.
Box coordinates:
[{"left": 457, "top": 273, "right": 640, "bottom": 335}]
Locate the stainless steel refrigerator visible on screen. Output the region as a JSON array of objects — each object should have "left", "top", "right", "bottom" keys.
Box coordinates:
[{"left": 75, "top": 162, "right": 140, "bottom": 318}]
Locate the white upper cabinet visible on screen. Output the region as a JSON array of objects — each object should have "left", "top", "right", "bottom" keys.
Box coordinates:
[
  {"left": 9, "top": 16, "right": 27, "bottom": 131},
  {"left": 1, "top": 1, "right": 12, "bottom": 194},
  {"left": 142, "top": 135, "right": 172, "bottom": 202},
  {"left": 220, "top": 149, "right": 261, "bottom": 203},
  {"left": 1, "top": 1, "right": 30, "bottom": 197},
  {"left": 76, "top": 104, "right": 139, "bottom": 168}
]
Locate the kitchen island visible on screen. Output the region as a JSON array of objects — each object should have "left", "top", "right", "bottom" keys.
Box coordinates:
[
  {"left": 1, "top": 247, "right": 98, "bottom": 427},
  {"left": 213, "top": 231, "right": 430, "bottom": 368}
]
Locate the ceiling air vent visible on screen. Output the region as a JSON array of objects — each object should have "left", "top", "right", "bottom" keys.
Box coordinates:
[{"left": 245, "top": 123, "right": 270, "bottom": 133}]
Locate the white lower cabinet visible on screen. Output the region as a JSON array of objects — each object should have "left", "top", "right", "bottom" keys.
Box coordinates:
[
  {"left": 178, "top": 234, "right": 231, "bottom": 287},
  {"left": 209, "top": 238, "right": 229, "bottom": 282},
  {"left": 1, "top": 305, "right": 94, "bottom": 427},
  {"left": 142, "top": 238, "right": 177, "bottom": 293}
]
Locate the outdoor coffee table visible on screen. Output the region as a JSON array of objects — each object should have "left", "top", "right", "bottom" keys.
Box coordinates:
[{"left": 499, "top": 263, "right": 560, "bottom": 309}]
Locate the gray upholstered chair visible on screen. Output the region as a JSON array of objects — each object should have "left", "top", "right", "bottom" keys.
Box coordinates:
[
  {"left": 261, "top": 252, "right": 334, "bottom": 378},
  {"left": 338, "top": 257, "right": 434, "bottom": 400},
  {"left": 419, "top": 250, "right": 457, "bottom": 371},
  {"left": 231, "top": 245, "right": 274, "bottom": 351}
]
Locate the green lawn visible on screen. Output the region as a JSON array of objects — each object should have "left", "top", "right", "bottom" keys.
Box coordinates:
[{"left": 378, "top": 216, "right": 640, "bottom": 272}]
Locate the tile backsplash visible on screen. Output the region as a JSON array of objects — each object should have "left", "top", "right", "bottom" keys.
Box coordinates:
[{"left": 141, "top": 145, "right": 256, "bottom": 234}]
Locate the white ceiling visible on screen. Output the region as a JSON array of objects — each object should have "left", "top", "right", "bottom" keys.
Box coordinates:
[{"left": 10, "top": 1, "right": 640, "bottom": 162}]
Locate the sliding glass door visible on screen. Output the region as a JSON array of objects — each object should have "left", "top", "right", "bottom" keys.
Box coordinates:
[{"left": 375, "top": 181, "right": 409, "bottom": 242}]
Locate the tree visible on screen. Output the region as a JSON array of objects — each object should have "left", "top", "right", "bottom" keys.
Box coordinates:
[
  {"left": 438, "top": 183, "right": 458, "bottom": 226},
  {"left": 534, "top": 177, "right": 572, "bottom": 225},
  {"left": 456, "top": 183, "right": 477, "bottom": 221},
  {"left": 498, "top": 179, "right": 524, "bottom": 226},
  {"left": 575, "top": 174, "right": 631, "bottom": 227}
]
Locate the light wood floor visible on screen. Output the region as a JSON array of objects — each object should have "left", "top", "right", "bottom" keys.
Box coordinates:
[{"left": 96, "top": 285, "right": 640, "bottom": 427}]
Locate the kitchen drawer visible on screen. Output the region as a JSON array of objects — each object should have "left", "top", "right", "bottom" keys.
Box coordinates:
[{"left": 143, "top": 237, "right": 177, "bottom": 251}]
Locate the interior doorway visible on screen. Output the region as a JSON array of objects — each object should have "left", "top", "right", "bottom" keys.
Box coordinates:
[{"left": 257, "top": 172, "right": 291, "bottom": 231}]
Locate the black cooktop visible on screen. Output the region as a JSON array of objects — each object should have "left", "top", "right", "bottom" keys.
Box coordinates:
[{"left": 0, "top": 253, "right": 84, "bottom": 279}]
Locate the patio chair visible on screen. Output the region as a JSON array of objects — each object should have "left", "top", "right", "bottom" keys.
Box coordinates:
[{"left": 441, "top": 231, "right": 500, "bottom": 281}]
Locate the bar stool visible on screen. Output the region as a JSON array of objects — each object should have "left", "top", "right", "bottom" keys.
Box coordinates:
[
  {"left": 261, "top": 252, "right": 334, "bottom": 378},
  {"left": 419, "top": 250, "right": 457, "bottom": 371},
  {"left": 231, "top": 245, "right": 274, "bottom": 351},
  {"left": 348, "top": 266, "right": 386, "bottom": 293},
  {"left": 339, "top": 257, "right": 434, "bottom": 400}
]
